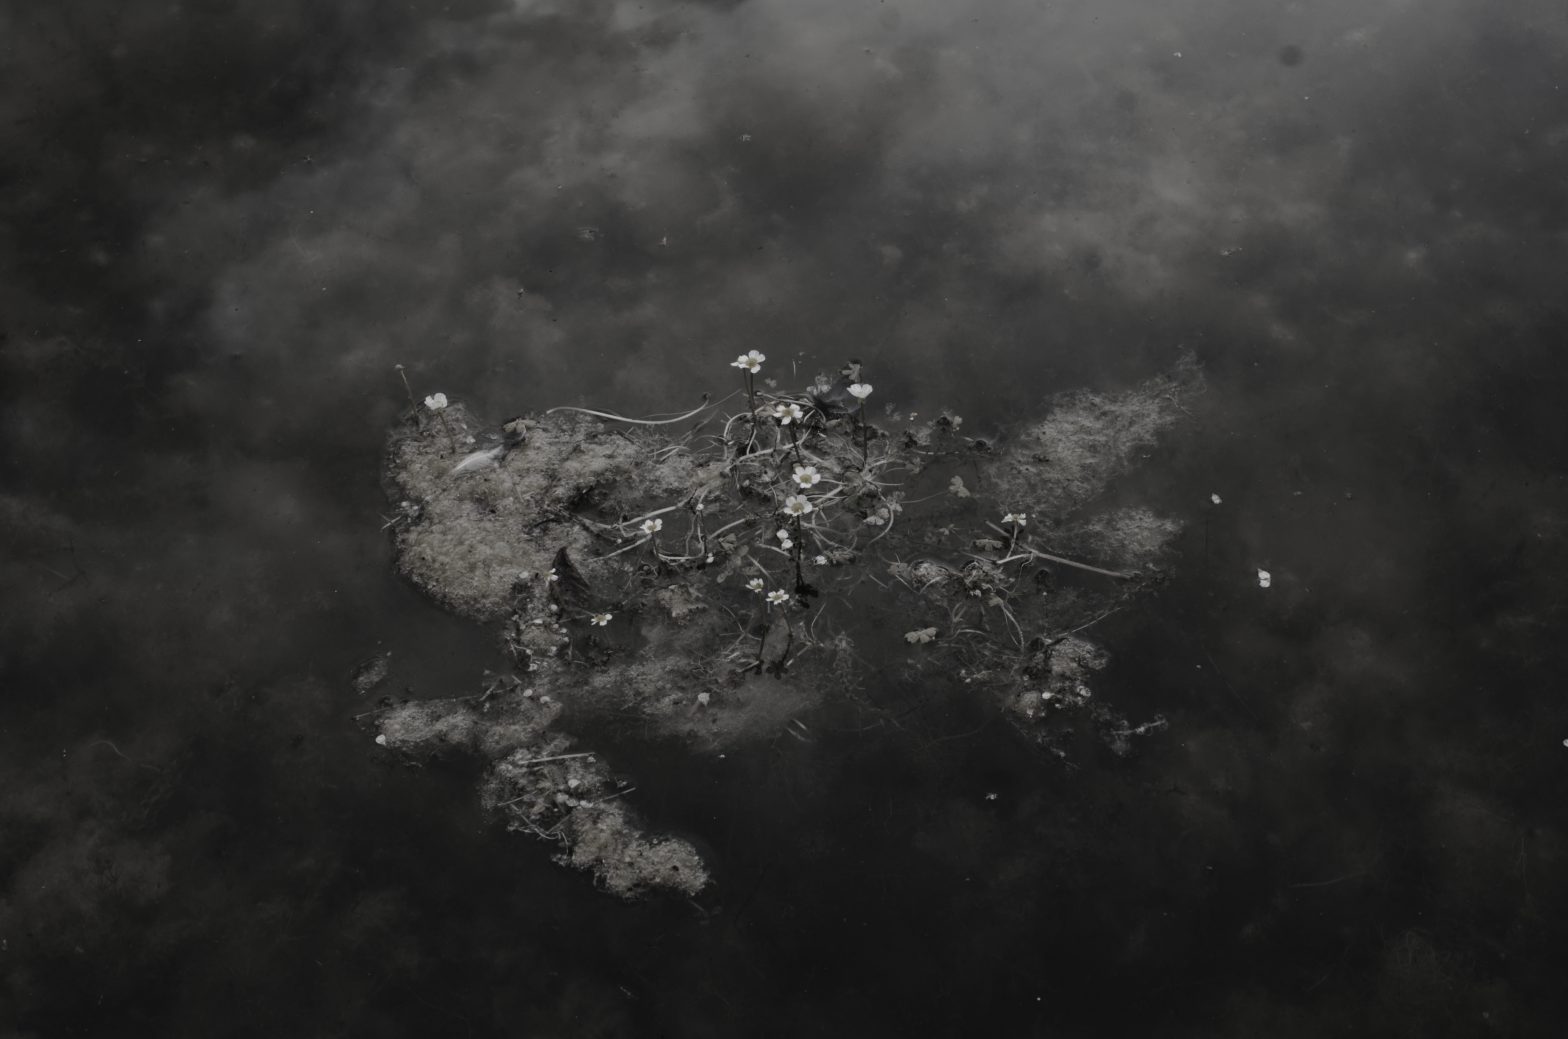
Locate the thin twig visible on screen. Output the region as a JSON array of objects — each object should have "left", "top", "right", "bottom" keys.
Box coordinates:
[
  {"left": 510, "top": 751, "right": 597, "bottom": 768},
  {"left": 981, "top": 523, "right": 1134, "bottom": 579},
  {"left": 1045, "top": 604, "right": 1123, "bottom": 641},
  {"left": 546, "top": 395, "right": 716, "bottom": 426}
]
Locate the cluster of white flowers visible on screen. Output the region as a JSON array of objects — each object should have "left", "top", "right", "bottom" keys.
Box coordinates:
[
  {"left": 730, "top": 350, "right": 765, "bottom": 373},
  {"left": 705, "top": 359, "right": 898, "bottom": 615}
]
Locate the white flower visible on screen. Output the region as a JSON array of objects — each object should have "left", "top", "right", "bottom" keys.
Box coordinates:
[
  {"left": 777, "top": 537, "right": 793, "bottom": 550},
  {"left": 776, "top": 528, "right": 793, "bottom": 542},
  {"left": 1256, "top": 569, "right": 1272, "bottom": 589},
  {"left": 547, "top": 568, "right": 559, "bottom": 582},
  {"left": 590, "top": 612, "right": 613, "bottom": 626},
  {"left": 640, "top": 517, "right": 663, "bottom": 535},
  {"left": 792, "top": 465, "right": 822, "bottom": 488},
  {"left": 1210, "top": 493, "right": 1223, "bottom": 506},
  {"left": 847, "top": 383, "right": 873, "bottom": 400},
  {"left": 1002, "top": 512, "right": 1027, "bottom": 527},
  {"left": 781, "top": 494, "right": 814, "bottom": 517},
  {"left": 814, "top": 554, "right": 828, "bottom": 566},
  {"left": 773, "top": 402, "right": 805, "bottom": 425},
  {"left": 766, "top": 589, "right": 790, "bottom": 605},
  {"left": 730, "top": 349, "right": 766, "bottom": 373},
  {"left": 424, "top": 392, "right": 448, "bottom": 410},
  {"left": 746, "top": 577, "right": 765, "bottom": 593}
]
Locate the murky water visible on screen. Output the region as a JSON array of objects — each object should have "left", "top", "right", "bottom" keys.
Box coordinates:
[{"left": 4, "top": 1, "right": 1567, "bottom": 1034}]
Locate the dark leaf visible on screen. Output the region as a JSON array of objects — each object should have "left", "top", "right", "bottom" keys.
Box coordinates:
[
  {"left": 759, "top": 612, "right": 793, "bottom": 673},
  {"left": 549, "top": 547, "right": 594, "bottom": 611}
]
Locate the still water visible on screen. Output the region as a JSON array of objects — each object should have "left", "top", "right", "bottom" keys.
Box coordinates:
[{"left": 4, "top": 0, "right": 1566, "bottom": 1034}]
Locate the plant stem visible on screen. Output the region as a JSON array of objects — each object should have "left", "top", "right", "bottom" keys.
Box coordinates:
[
  {"left": 859, "top": 402, "right": 869, "bottom": 467},
  {"left": 792, "top": 515, "right": 805, "bottom": 591},
  {"left": 435, "top": 410, "right": 457, "bottom": 454},
  {"left": 395, "top": 365, "right": 417, "bottom": 411}
]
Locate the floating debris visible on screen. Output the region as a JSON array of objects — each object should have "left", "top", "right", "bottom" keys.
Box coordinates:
[
  {"left": 451, "top": 444, "right": 506, "bottom": 474},
  {"left": 349, "top": 651, "right": 391, "bottom": 696},
  {"left": 367, "top": 359, "right": 1199, "bottom": 897}
]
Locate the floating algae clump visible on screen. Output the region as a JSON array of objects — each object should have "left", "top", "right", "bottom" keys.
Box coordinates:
[
  {"left": 386, "top": 410, "right": 713, "bottom": 621},
  {"left": 982, "top": 361, "right": 1194, "bottom": 516},
  {"left": 369, "top": 359, "right": 1200, "bottom": 897}
]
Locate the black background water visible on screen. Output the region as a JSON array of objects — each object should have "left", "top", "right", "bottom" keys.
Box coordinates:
[{"left": 4, "top": 1, "right": 1567, "bottom": 1035}]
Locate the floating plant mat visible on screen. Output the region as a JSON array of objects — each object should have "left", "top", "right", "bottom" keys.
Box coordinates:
[{"left": 367, "top": 358, "right": 1200, "bottom": 897}]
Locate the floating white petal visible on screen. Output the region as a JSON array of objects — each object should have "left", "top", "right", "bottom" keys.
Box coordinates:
[{"left": 451, "top": 445, "right": 506, "bottom": 474}]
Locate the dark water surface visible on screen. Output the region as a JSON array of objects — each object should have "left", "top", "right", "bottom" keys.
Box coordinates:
[{"left": 5, "top": 1, "right": 1568, "bottom": 1035}]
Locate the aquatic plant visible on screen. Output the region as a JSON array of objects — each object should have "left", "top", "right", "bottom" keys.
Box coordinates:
[
  {"left": 847, "top": 381, "right": 873, "bottom": 464},
  {"left": 369, "top": 355, "right": 1201, "bottom": 896},
  {"left": 422, "top": 390, "right": 456, "bottom": 453},
  {"left": 731, "top": 349, "right": 764, "bottom": 418}
]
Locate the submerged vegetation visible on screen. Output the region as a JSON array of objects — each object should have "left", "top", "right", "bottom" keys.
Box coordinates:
[{"left": 368, "top": 354, "right": 1200, "bottom": 897}]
